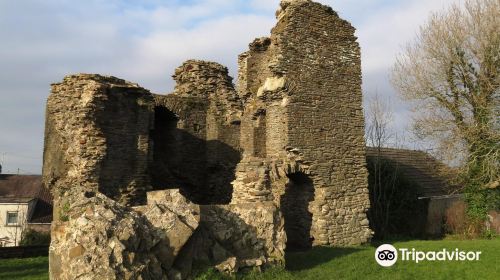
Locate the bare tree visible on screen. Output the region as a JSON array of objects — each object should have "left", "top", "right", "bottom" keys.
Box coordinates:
[
  {"left": 365, "top": 94, "right": 396, "bottom": 238},
  {"left": 366, "top": 93, "right": 395, "bottom": 149},
  {"left": 391, "top": 0, "right": 499, "bottom": 196},
  {"left": 365, "top": 94, "right": 426, "bottom": 238}
]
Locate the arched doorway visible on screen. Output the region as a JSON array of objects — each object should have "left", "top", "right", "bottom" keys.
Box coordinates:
[{"left": 280, "top": 172, "right": 315, "bottom": 251}]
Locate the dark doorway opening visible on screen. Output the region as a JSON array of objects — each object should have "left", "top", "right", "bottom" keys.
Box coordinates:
[
  {"left": 150, "top": 106, "right": 207, "bottom": 202},
  {"left": 280, "top": 172, "right": 315, "bottom": 251},
  {"left": 150, "top": 106, "right": 181, "bottom": 190},
  {"left": 150, "top": 105, "right": 238, "bottom": 204},
  {"left": 253, "top": 111, "right": 266, "bottom": 158}
]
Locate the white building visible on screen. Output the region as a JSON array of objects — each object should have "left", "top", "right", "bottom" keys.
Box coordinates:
[{"left": 0, "top": 174, "right": 52, "bottom": 247}]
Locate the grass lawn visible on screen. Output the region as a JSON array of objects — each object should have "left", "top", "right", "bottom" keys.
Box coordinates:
[
  {"left": 0, "top": 256, "right": 48, "bottom": 280},
  {"left": 1, "top": 239, "right": 498, "bottom": 280},
  {"left": 198, "top": 238, "right": 500, "bottom": 280}
]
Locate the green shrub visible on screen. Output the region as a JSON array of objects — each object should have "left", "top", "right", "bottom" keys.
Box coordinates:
[
  {"left": 20, "top": 229, "right": 51, "bottom": 246},
  {"left": 366, "top": 157, "right": 428, "bottom": 240}
]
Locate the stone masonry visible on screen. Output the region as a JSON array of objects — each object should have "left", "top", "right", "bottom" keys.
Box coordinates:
[
  {"left": 232, "top": 0, "right": 372, "bottom": 247},
  {"left": 43, "top": 1, "right": 371, "bottom": 279}
]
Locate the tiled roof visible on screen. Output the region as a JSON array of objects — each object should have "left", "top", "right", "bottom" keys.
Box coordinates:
[
  {"left": 0, "top": 175, "right": 42, "bottom": 202},
  {"left": 366, "top": 147, "right": 456, "bottom": 197},
  {"left": 0, "top": 174, "right": 53, "bottom": 223}
]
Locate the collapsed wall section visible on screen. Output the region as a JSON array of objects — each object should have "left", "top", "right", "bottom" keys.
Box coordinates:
[
  {"left": 49, "top": 188, "right": 202, "bottom": 280},
  {"left": 169, "top": 202, "right": 285, "bottom": 277}
]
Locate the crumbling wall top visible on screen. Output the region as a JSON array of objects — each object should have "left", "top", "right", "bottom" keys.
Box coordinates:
[
  {"left": 51, "top": 74, "right": 146, "bottom": 90},
  {"left": 276, "top": 0, "right": 338, "bottom": 21},
  {"left": 172, "top": 60, "right": 234, "bottom": 98},
  {"left": 249, "top": 37, "right": 271, "bottom": 52}
]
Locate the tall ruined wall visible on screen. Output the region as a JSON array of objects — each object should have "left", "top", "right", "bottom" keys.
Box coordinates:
[
  {"left": 237, "top": 38, "right": 279, "bottom": 158},
  {"left": 43, "top": 74, "right": 154, "bottom": 208},
  {"left": 233, "top": 0, "right": 372, "bottom": 246},
  {"left": 279, "top": 0, "right": 371, "bottom": 246},
  {"left": 42, "top": 1, "right": 371, "bottom": 278},
  {"left": 172, "top": 60, "right": 242, "bottom": 125}
]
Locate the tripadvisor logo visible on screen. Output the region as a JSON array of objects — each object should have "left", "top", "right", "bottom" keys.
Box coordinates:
[
  {"left": 374, "top": 244, "right": 482, "bottom": 267},
  {"left": 375, "top": 244, "right": 398, "bottom": 267}
]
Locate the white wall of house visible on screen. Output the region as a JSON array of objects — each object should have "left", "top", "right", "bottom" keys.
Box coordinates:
[{"left": 0, "top": 201, "right": 34, "bottom": 246}]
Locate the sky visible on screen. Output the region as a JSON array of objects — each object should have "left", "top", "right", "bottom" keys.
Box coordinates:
[{"left": 0, "top": 0, "right": 460, "bottom": 174}]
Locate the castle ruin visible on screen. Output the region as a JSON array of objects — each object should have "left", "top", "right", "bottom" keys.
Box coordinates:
[{"left": 43, "top": 1, "right": 372, "bottom": 279}]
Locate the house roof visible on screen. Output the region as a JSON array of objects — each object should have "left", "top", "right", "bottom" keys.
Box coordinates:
[
  {"left": 0, "top": 175, "right": 42, "bottom": 202},
  {"left": 365, "top": 147, "right": 455, "bottom": 198},
  {"left": 0, "top": 197, "right": 34, "bottom": 203},
  {"left": 0, "top": 174, "right": 53, "bottom": 223}
]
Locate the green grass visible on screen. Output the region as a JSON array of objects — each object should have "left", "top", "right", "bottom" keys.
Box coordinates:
[
  {"left": 0, "top": 256, "right": 48, "bottom": 280},
  {"left": 197, "top": 238, "right": 500, "bottom": 280},
  {"left": 1, "top": 239, "right": 498, "bottom": 280}
]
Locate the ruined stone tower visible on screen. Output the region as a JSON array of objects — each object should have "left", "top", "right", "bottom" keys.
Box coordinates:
[
  {"left": 43, "top": 1, "right": 371, "bottom": 279},
  {"left": 232, "top": 0, "right": 371, "bottom": 247}
]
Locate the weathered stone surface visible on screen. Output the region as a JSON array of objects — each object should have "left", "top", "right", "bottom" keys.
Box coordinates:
[
  {"left": 44, "top": 1, "right": 372, "bottom": 279},
  {"left": 50, "top": 191, "right": 166, "bottom": 280},
  {"left": 50, "top": 189, "right": 200, "bottom": 280},
  {"left": 172, "top": 60, "right": 242, "bottom": 125},
  {"left": 139, "top": 190, "right": 200, "bottom": 269},
  {"left": 145, "top": 190, "right": 200, "bottom": 230},
  {"left": 202, "top": 203, "right": 285, "bottom": 269},
  {"left": 43, "top": 74, "right": 154, "bottom": 208},
  {"left": 171, "top": 202, "right": 285, "bottom": 275},
  {"left": 151, "top": 60, "right": 242, "bottom": 205},
  {"left": 236, "top": 0, "right": 372, "bottom": 247}
]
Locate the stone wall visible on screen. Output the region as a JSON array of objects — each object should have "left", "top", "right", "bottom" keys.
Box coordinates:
[
  {"left": 152, "top": 95, "right": 209, "bottom": 202},
  {"left": 233, "top": 0, "right": 372, "bottom": 247},
  {"left": 43, "top": 74, "right": 154, "bottom": 209},
  {"left": 170, "top": 202, "right": 285, "bottom": 277},
  {"left": 43, "top": 0, "right": 372, "bottom": 278},
  {"left": 153, "top": 60, "right": 242, "bottom": 204}
]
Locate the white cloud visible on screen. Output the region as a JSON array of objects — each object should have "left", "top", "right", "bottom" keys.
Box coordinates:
[
  {"left": 0, "top": 0, "right": 276, "bottom": 173},
  {"left": 124, "top": 14, "right": 274, "bottom": 92},
  {"left": 249, "top": 0, "right": 280, "bottom": 12},
  {"left": 355, "top": 0, "right": 461, "bottom": 74},
  {"left": 0, "top": 0, "right": 464, "bottom": 173}
]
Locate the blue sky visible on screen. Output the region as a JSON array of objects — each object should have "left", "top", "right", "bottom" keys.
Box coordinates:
[{"left": 0, "top": 0, "right": 460, "bottom": 174}]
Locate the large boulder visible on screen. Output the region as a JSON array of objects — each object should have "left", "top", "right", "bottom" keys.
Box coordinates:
[
  {"left": 170, "top": 202, "right": 286, "bottom": 277},
  {"left": 137, "top": 190, "right": 201, "bottom": 269},
  {"left": 50, "top": 189, "right": 200, "bottom": 280}
]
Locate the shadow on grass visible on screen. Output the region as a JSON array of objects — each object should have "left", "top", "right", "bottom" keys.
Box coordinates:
[
  {"left": 370, "top": 237, "right": 419, "bottom": 247},
  {"left": 285, "top": 246, "right": 362, "bottom": 271},
  {"left": 369, "top": 235, "right": 447, "bottom": 247}
]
